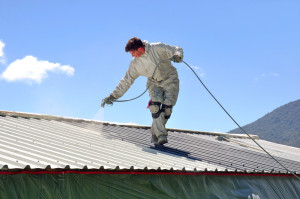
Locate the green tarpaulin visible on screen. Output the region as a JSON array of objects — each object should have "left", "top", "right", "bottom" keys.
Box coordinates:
[{"left": 0, "top": 172, "right": 299, "bottom": 199}]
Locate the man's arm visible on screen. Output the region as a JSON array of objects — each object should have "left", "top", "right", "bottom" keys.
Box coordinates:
[
  {"left": 110, "top": 62, "right": 139, "bottom": 99},
  {"left": 157, "top": 42, "right": 183, "bottom": 62},
  {"left": 102, "top": 62, "right": 139, "bottom": 107}
]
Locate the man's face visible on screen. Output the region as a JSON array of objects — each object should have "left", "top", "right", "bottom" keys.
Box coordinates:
[{"left": 129, "top": 47, "right": 145, "bottom": 58}]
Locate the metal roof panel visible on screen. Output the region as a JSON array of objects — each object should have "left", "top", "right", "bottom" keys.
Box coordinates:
[{"left": 0, "top": 111, "right": 299, "bottom": 175}]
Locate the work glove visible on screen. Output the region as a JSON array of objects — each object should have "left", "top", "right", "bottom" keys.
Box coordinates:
[
  {"left": 101, "top": 95, "right": 116, "bottom": 107},
  {"left": 171, "top": 55, "right": 182, "bottom": 63}
]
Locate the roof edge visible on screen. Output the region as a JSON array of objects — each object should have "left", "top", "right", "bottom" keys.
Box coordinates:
[
  {"left": 0, "top": 169, "right": 297, "bottom": 177},
  {"left": 0, "top": 110, "right": 259, "bottom": 139}
]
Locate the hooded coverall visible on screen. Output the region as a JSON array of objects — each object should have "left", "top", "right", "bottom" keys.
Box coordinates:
[{"left": 110, "top": 41, "right": 183, "bottom": 143}]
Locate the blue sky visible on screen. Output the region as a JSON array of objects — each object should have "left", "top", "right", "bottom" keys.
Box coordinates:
[{"left": 0, "top": 0, "right": 299, "bottom": 133}]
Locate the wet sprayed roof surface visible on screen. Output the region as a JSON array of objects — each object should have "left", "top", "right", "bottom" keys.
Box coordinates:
[{"left": 0, "top": 111, "right": 299, "bottom": 174}]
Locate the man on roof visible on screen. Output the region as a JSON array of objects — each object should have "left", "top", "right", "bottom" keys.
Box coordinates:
[{"left": 101, "top": 37, "right": 183, "bottom": 145}]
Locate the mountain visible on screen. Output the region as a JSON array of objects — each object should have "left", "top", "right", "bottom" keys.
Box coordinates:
[{"left": 227, "top": 99, "right": 300, "bottom": 148}]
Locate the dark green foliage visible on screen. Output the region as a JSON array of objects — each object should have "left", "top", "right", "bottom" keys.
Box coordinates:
[{"left": 228, "top": 99, "right": 300, "bottom": 148}]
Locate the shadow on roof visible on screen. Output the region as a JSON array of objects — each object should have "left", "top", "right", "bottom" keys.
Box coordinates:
[{"left": 145, "top": 145, "right": 201, "bottom": 161}]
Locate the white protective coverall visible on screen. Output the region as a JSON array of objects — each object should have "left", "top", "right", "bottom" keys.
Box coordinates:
[{"left": 110, "top": 41, "right": 183, "bottom": 142}]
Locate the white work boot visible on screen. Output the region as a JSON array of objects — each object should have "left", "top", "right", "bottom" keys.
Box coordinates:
[{"left": 158, "top": 135, "right": 168, "bottom": 145}]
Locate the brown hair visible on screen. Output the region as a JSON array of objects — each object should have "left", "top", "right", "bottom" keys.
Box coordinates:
[{"left": 125, "top": 37, "right": 145, "bottom": 52}]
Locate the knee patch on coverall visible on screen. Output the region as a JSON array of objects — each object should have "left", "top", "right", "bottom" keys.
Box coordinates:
[
  {"left": 149, "top": 101, "right": 162, "bottom": 118},
  {"left": 149, "top": 102, "right": 173, "bottom": 120},
  {"left": 162, "top": 104, "right": 173, "bottom": 119}
]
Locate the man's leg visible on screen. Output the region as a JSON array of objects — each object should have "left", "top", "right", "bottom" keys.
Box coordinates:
[
  {"left": 151, "top": 112, "right": 168, "bottom": 145},
  {"left": 163, "top": 74, "right": 179, "bottom": 108},
  {"left": 148, "top": 74, "right": 179, "bottom": 145},
  {"left": 157, "top": 74, "right": 179, "bottom": 144},
  {"left": 147, "top": 82, "right": 167, "bottom": 144}
]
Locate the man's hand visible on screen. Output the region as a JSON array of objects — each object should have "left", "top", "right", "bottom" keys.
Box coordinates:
[
  {"left": 171, "top": 55, "right": 182, "bottom": 63},
  {"left": 101, "top": 95, "right": 116, "bottom": 107}
]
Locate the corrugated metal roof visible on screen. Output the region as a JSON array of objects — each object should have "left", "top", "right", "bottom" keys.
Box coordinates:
[{"left": 0, "top": 110, "right": 299, "bottom": 174}]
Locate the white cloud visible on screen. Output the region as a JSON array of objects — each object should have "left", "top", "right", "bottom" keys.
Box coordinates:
[
  {"left": 255, "top": 72, "right": 279, "bottom": 81},
  {"left": 0, "top": 40, "right": 4, "bottom": 57},
  {"left": 192, "top": 65, "right": 205, "bottom": 77},
  {"left": 0, "top": 40, "right": 5, "bottom": 64},
  {"left": 261, "top": 73, "right": 278, "bottom": 78},
  {"left": 1, "top": 55, "right": 74, "bottom": 84}
]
